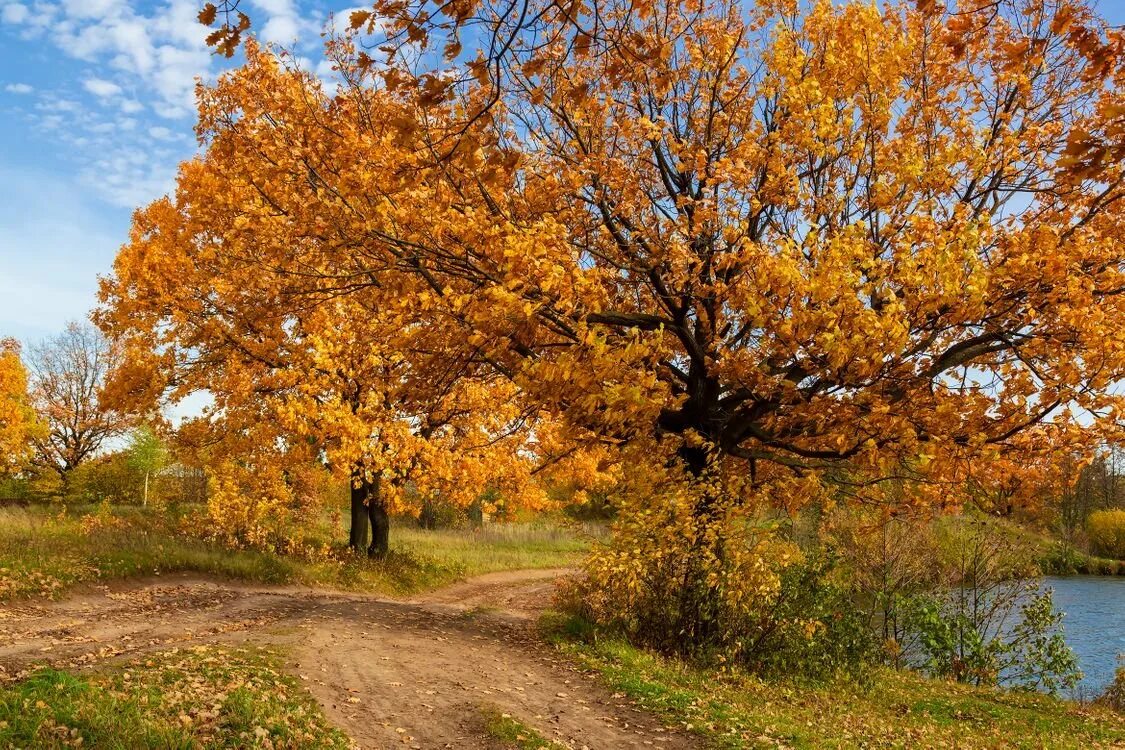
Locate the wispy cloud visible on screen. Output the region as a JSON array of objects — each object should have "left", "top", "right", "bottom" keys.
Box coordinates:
[
  {"left": 1, "top": 0, "right": 330, "bottom": 209},
  {"left": 82, "top": 76, "right": 121, "bottom": 98},
  {"left": 0, "top": 2, "right": 28, "bottom": 24},
  {"left": 4, "top": 82, "right": 32, "bottom": 93}
]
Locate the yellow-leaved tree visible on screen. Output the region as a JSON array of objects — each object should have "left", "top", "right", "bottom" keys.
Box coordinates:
[
  {"left": 104, "top": 0, "right": 1124, "bottom": 642},
  {"left": 0, "top": 338, "right": 40, "bottom": 477},
  {"left": 97, "top": 81, "right": 609, "bottom": 553}
]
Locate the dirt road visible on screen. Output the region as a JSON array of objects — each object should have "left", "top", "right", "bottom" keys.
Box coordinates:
[{"left": 0, "top": 571, "right": 696, "bottom": 749}]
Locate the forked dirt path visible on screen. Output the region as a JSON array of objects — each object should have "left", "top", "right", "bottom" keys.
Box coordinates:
[{"left": 0, "top": 570, "right": 697, "bottom": 749}]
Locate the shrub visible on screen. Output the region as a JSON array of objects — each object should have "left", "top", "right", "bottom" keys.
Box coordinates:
[
  {"left": 0, "top": 475, "right": 32, "bottom": 501},
  {"left": 65, "top": 452, "right": 138, "bottom": 504},
  {"left": 1088, "top": 509, "right": 1125, "bottom": 559},
  {"left": 579, "top": 470, "right": 791, "bottom": 657},
  {"left": 1038, "top": 542, "right": 1083, "bottom": 575},
  {"left": 905, "top": 587, "right": 1081, "bottom": 695},
  {"left": 578, "top": 467, "right": 870, "bottom": 680},
  {"left": 747, "top": 556, "right": 876, "bottom": 681},
  {"left": 825, "top": 508, "right": 941, "bottom": 668},
  {"left": 186, "top": 461, "right": 328, "bottom": 553},
  {"left": 416, "top": 494, "right": 467, "bottom": 529}
]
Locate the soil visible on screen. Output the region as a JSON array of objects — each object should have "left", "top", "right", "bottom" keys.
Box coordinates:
[{"left": 0, "top": 570, "right": 698, "bottom": 750}]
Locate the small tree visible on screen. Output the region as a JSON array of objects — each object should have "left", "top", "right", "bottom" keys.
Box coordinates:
[
  {"left": 0, "top": 338, "right": 40, "bottom": 478},
  {"left": 826, "top": 506, "right": 941, "bottom": 667},
  {"left": 27, "top": 322, "right": 127, "bottom": 485},
  {"left": 906, "top": 519, "right": 1081, "bottom": 693},
  {"left": 126, "top": 425, "right": 168, "bottom": 507}
]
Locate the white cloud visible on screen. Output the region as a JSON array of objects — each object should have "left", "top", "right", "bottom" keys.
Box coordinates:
[
  {"left": 261, "top": 14, "right": 301, "bottom": 44},
  {"left": 0, "top": 3, "right": 29, "bottom": 24},
  {"left": 60, "top": 0, "right": 123, "bottom": 21},
  {"left": 1, "top": 0, "right": 331, "bottom": 213},
  {"left": 251, "top": 0, "right": 315, "bottom": 46},
  {"left": 83, "top": 76, "right": 121, "bottom": 98},
  {"left": 325, "top": 7, "right": 368, "bottom": 37},
  {"left": 81, "top": 147, "right": 178, "bottom": 208},
  {"left": 4, "top": 82, "right": 33, "bottom": 93},
  {"left": 37, "top": 97, "right": 81, "bottom": 112}
]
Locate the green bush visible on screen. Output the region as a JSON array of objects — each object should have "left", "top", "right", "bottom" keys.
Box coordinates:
[
  {"left": 1088, "top": 509, "right": 1125, "bottom": 559},
  {"left": 65, "top": 453, "right": 139, "bottom": 504},
  {"left": 905, "top": 588, "right": 1081, "bottom": 695},
  {"left": 416, "top": 496, "right": 467, "bottom": 529},
  {"left": 1039, "top": 542, "right": 1083, "bottom": 575},
  {"left": 0, "top": 475, "right": 32, "bottom": 501},
  {"left": 744, "top": 556, "right": 876, "bottom": 682},
  {"left": 561, "top": 488, "right": 616, "bottom": 521}
]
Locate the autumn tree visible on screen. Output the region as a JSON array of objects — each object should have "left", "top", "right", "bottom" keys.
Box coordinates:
[
  {"left": 27, "top": 322, "right": 128, "bottom": 484},
  {"left": 0, "top": 338, "right": 39, "bottom": 477},
  {"left": 98, "top": 176, "right": 604, "bottom": 555},
  {"left": 109, "top": 0, "right": 1125, "bottom": 644}
]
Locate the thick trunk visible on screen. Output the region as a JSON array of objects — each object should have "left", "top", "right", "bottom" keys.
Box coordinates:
[
  {"left": 348, "top": 469, "right": 390, "bottom": 558},
  {"left": 678, "top": 444, "right": 710, "bottom": 478},
  {"left": 367, "top": 483, "right": 390, "bottom": 558},
  {"left": 348, "top": 469, "right": 370, "bottom": 552}
]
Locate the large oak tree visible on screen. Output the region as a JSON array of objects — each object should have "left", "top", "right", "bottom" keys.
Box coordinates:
[{"left": 102, "top": 0, "right": 1124, "bottom": 550}]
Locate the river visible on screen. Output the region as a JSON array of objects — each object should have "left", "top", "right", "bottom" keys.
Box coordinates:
[{"left": 1044, "top": 575, "right": 1125, "bottom": 697}]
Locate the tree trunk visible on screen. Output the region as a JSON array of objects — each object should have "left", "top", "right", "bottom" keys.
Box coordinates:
[
  {"left": 367, "top": 474, "right": 389, "bottom": 559},
  {"left": 677, "top": 444, "right": 709, "bottom": 478},
  {"left": 348, "top": 469, "right": 390, "bottom": 557},
  {"left": 675, "top": 442, "right": 721, "bottom": 652},
  {"left": 348, "top": 468, "right": 370, "bottom": 553}
]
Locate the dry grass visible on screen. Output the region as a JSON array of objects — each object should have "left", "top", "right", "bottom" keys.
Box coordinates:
[{"left": 0, "top": 504, "right": 597, "bottom": 602}]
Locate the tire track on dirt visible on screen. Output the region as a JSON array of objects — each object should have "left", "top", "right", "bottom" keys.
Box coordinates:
[{"left": 0, "top": 571, "right": 697, "bottom": 750}]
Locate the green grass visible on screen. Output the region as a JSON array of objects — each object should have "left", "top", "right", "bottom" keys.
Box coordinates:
[
  {"left": 544, "top": 615, "right": 1125, "bottom": 750},
  {"left": 394, "top": 521, "right": 594, "bottom": 575},
  {"left": 0, "top": 504, "right": 597, "bottom": 602},
  {"left": 941, "top": 513, "right": 1125, "bottom": 576},
  {"left": 479, "top": 706, "right": 560, "bottom": 749},
  {"left": 0, "top": 645, "right": 349, "bottom": 749}
]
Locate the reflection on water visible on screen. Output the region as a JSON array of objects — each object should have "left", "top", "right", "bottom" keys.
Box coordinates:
[{"left": 1043, "top": 575, "right": 1125, "bottom": 696}]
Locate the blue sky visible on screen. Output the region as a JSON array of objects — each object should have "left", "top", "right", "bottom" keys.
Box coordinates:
[
  {"left": 0, "top": 0, "right": 362, "bottom": 344},
  {"left": 1, "top": 1, "right": 1123, "bottom": 346}
]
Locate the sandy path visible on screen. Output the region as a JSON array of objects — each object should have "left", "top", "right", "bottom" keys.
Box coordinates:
[{"left": 0, "top": 571, "right": 696, "bottom": 750}]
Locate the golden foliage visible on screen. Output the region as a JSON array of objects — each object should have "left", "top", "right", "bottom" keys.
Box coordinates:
[
  {"left": 578, "top": 458, "right": 805, "bottom": 659},
  {"left": 191, "top": 460, "right": 332, "bottom": 553},
  {"left": 1087, "top": 508, "right": 1125, "bottom": 559},
  {"left": 104, "top": 0, "right": 1125, "bottom": 554},
  {"left": 0, "top": 339, "right": 39, "bottom": 476}
]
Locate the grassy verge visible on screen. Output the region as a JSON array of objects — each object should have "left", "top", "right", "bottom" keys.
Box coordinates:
[
  {"left": 0, "top": 645, "right": 350, "bottom": 749},
  {"left": 0, "top": 505, "right": 596, "bottom": 603},
  {"left": 543, "top": 615, "right": 1125, "bottom": 750},
  {"left": 479, "top": 706, "right": 561, "bottom": 749},
  {"left": 1037, "top": 541, "right": 1125, "bottom": 576}
]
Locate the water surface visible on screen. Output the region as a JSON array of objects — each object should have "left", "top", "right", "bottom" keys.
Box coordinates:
[{"left": 1044, "top": 575, "right": 1125, "bottom": 696}]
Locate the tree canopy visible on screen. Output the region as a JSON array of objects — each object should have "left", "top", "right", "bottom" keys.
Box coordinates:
[{"left": 100, "top": 0, "right": 1125, "bottom": 550}]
